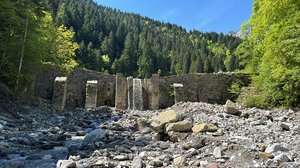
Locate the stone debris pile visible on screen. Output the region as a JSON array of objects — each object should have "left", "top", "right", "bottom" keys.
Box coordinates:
[{"left": 0, "top": 102, "right": 299, "bottom": 168}]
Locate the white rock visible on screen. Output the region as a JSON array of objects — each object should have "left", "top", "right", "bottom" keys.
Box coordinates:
[
  {"left": 139, "top": 151, "right": 148, "bottom": 159},
  {"left": 113, "top": 155, "right": 127, "bottom": 161},
  {"left": 265, "top": 144, "right": 288, "bottom": 153},
  {"left": 199, "top": 160, "right": 209, "bottom": 167},
  {"left": 118, "top": 161, "right": 130, "bottom": 167},
  {"left": 82, "top": 129, "right": 105, "bottom": 146},
  {"left": 173, "top": 156, "right": 187, "bottom": 167},
  {"left": 213, "top": 147, "right": 224, "bottom": 158},
  {"left": 131, "top": 156, "right": 143, "bottom": 168},
  {"left": 274, "top": 153, "right": 291, "bottom": 163},
  {"left": 69, "top": 155, "right": 81, "bottom": 161},
  {"left": 56, "top": 160, "right": 75, "bottom": 168},
  {"left": 0, "top": 120, "right": 7, "bottom": 125},
  {"left": 0, "top": 124, "right": 4, "bottom": 130}
]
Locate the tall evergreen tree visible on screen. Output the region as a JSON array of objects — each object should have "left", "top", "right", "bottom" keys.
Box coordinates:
[
  {"left": 138, "top": 38, "right": 156, "bottom": 78},
  {"left": 47, "top": 0, "right": 242, "bottom": 77},
  {"left": 115, "top": 32, "right": 138, "bottom": 76}
]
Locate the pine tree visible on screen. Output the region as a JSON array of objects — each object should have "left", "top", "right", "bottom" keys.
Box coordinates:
[
  {"left": 115, "top": 32, "right": 138, "bottom": 76},
  {"left": 138, "top": 38, "right": 156, "bottom": 78}
]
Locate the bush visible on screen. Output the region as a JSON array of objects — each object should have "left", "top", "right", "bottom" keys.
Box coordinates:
[
  {"left": 236, "top": 86, "right": 271, "bottom": 109},
  {"left": 228, "top": 79, "right": 243, "bottom": 100},
  {"left": 244, "top": 94, "right": 269, "bottom": 109}
]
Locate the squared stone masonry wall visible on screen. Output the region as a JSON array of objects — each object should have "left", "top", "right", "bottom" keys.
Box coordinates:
[{"left": 36, "top": 68, "right": 250, "bottom": 110}]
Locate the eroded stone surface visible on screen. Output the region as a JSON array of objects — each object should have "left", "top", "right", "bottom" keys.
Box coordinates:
[
  {"left": 150, "top": 109, "right": 178, "bottom": 132},
  {"left": 224, "top": 100, "right": 240, "bottom": 115},
  {"left": 192, "top": 123, "right": 219, "bottom": 133},
  {"left": 165, "top": 120, "right": 192, "bottom": 133}
]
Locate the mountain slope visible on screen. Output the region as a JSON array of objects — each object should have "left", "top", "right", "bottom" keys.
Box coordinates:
[{"left": 49, "top": 0, "right": 242, "bottom": 77}]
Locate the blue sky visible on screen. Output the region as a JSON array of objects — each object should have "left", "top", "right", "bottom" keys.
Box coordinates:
[{"left": 94, "top": 0, "right": 253, "bottom": 33}]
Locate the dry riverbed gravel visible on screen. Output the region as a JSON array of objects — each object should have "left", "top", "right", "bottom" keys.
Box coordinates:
[{"left": 0, "top": 101, "right": 299, "bottom": 168}]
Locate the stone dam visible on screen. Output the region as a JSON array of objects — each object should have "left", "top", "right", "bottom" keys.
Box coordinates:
[{"left": 35, "top": 68, "right": 250, "bottom": 110}]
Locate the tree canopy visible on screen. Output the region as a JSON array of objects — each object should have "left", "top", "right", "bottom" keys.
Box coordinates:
[
  {"left": 236, "top": 0, "right": 300, "bottom": 107},
  {"left": 0, "top": 0, "right": 78, "bottom": 95},
  {"left": 48, "top": 0, "right": 242, "bottom": 78}
]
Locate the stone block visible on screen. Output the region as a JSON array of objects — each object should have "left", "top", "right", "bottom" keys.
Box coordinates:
[
  {"left": 151, "top": 109, "right": 178, "bottom": 133},
  {"left": 85, "top": 80, "right": 98, "bottom": 109},
  {"left": 224, "top": 100, "right": 240, "bottom": 115},
  {"left": 52, "top": 77, "right": 67, "bottom": 110},
  {"left": 165, "top": 120, "right": 192, "bottom": 133},
  {"left": 192, "top": 123, "right": 218, "bottom": 133}
]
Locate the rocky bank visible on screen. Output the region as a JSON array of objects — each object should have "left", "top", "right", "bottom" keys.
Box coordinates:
[{"left": 0, "top": 101, "right": 299, "bottom": 168}]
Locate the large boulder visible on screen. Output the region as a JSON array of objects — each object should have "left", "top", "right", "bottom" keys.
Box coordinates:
[
  {"left": 165, "top": 120, "right": 192, "bottom": 133},
  {"left": 82, "top": 129, "right": 105, "bottom": 147},
  {"left": 224, "top": 100, "right": 240, "bottom": 115},
  {"left": 192, "top": 123, "right": 218, "bottom": 133},
  {"left": 265, "top": 143, "right": 288, "bottom": 153},
  {"left": 151, "top": 110, "right": 178, "bottom": 133}
]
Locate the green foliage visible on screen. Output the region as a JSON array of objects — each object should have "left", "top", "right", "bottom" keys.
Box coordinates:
[
  {"left": 244, "top": 94, "right": 269, "bottom": 109},
  {"left": 168, "top": 84, "right": 175, "bottom": 97},
  {"left": 138, "top": 39, "right": 156, "bottom": 78},
  {"left": 43, "top": 17, "right": 79, "bottom": 73},
  {"left": 236, "top": 0, "right": 300, "bottom": 107},
  {"left": 0, "top": 0, "right": 78, "bottom": 97},
  {"left": 114, "top": 32, "right": 138, "bottom": 76},
  {"left": 102, "top": 55, "right": 110, "bottom": 65},
  {"left": 228, "top": 79, "right": 243, "bottom": 100},
  {"left": 54, "top": 25, "right": 79, "bottom": 72},
  {"left": 48, "top": 0, "right": 242, "bottom": 77},
  {"left": 0, "top": 0, "right": 47, "bottom": 90}
]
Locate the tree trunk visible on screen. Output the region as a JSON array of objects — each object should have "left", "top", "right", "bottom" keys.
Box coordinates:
[
  {"left": 0, "top": 30, "right": 10, "bottom": 71},
  {"left": 15, "top": 1, "right": 30, "bottom": 92}
]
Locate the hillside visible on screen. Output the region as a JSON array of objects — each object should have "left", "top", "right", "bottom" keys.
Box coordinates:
[
  {"left": 49, "top": 0, "right": 242, "bottom": 77},
  {"left": 0, "top": 0, "right": 299, "bottom": 167},
  {"left": 1, "top": 0, "right": 298, "bottom": 108}
]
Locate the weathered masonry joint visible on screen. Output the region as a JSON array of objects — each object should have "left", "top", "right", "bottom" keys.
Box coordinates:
[{"left": 39, "top": 68, "right": 250, "bottom": 110}]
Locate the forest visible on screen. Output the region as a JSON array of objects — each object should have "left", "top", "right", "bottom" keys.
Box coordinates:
[
  {"left": 49, "top": 0, "right": 242, "bottom": 77},
  {"left": 0, "top": 0, "right": 299, "bottom": 107}
]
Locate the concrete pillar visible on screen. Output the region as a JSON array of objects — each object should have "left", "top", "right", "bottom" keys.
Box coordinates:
[
  {"left": 52, "top": 77, "right": 67, "bottom": 110},
  {"left": 85, "top": 80, "right": 98, "bottom": 109},
  {"left": 173, "top": 83, "right": 184, "bottom": 103},
  {"left": 148, "top": 74, "right": 160, "bottom": 110},
  {"left": 115, "top": 74, "right": 128, "bottom": 109}
]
